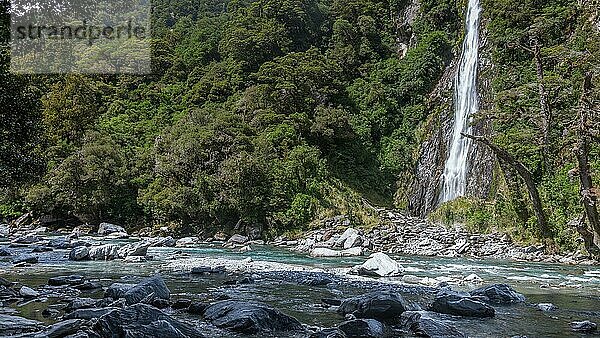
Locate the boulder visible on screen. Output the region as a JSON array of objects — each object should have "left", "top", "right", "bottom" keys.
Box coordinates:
[
  {"left": 338, "top": 292, "right": 408, "bottom": 323},
  {"left": 150, "top": 236, "right": 176, "bottom": 247},
  {"left": 65, "top": 298, "right": 99, "bottom": 312},
  {"left": 97, "top": 222, "right": 127, "bottom": 236},
  {"left": 227, "top": 234, "right": 248, "bottom": 245},
  {"left": 469, "top": 284, "right": 525, "bottom": 304},
  {"left": 310, "top": 247, "right": 364, "bottom": 257},
  {"left": 571, "top": 320, "right": 597, "bottom": 332},
  {"left": 0, "top": 247, "right": 11, "bottom": 256},
  {"left": 104, "top": 283, "right": 135, "bottom": 299},
  {"left": 338, "top": 319, "right": 385, "bottom": 338},
  {"left": 92, "top": 303, "right": 203, "bottom": 338},
  {"left": 88, "top": 244, "right": 120, "bottom": 260},
  {"left": 48, "top": 236, "right": 72, "bottom": 249},
  {"left": 45, "top": 319, "right": 86, "bottom": 338},
  {"left": 69, "top": 246, "right": 90, "bottom": 261},
  {"left": 19, "top": 286, "right": 39, "bottom": 298},
  {"left": 335, "top": 228, "right": 360, "bottom": 248},
  {"left": 122, "top": 275, "right": 170, "bottom": 305},
  {"left": 0, "top": 314, "right": 44, "bottom": 335},
  {"left": 429, "top": 291, "right": 495, "bottom": 318},
  {"left": 118, "top": 241, "right": 151, "bottom": 258},
  {"left": 0, "top": 224, "right": 9, "bottom": 237},
  {"left": 48, "top": 275, "right": 85, "bottom": 286},
  {"left": 175, "top": 237, "right": 198, "bottom": 247},
  {"left": 202, "top": 300, "right": 303, "bottom": 334},
  {"left": 354, "top": 252, "right": 402, "bottom": 277},
  {"left": 400, "top": 311, "right": 466, "bottom": 338}
]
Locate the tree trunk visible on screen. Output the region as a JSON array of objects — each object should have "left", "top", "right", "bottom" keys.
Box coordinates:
[
  {"left": 575, "top": 73, "right": 600, "bottom": 252},
  {"left": 462, "top": 133, "right": 551, "bottom": 238},
  {"left": 533, "top": 43, "right": 551, "bottom": 150}
]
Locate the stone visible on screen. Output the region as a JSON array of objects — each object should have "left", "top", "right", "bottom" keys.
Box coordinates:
[
  {"left": 469, "top": 284, "right": 525, "bottom": 304},
  {"left": 12, "top": 255, "right": 38, "bottom": 264},
  {"left": 97, "top": 222, "right": 127, "bottom": 236},
  {"left": 19, "top": 286, "right": 39, "bottom": 298},
  {"left": 227, "top": 234, "right": 248, "bottom": 245},
  {"left": 92, "top": 303, "right": 203, "bottom": 338},
  {"left": 536, "top": 303, "right": 557, "bottom": 312},
  {"left": 88, "top": 244, "right": 120, "bottom": 260},
  {"left": 187, "top": 302, "right": 208, "bottom": 315},
  {"left": 45, "top": 319, "right": 86, "bottom": 338},
  {"left": 335, "top": 228, "right": 360, "bottom": 248},
  {"left": 400, "top": 311, "right": 466, "bottom": 338},
  {"left": 0, "top": 224, "right": 9, "bottom": 237},
  {"left": 202, "top": 300, "right": 303, "bottom": 334},
  {"left": 0, "top": 314, "right": 44, "bottom": 335},
  {"left": 150, "top": 236, "right": 176, "bottom": 247},
  {"left": 354, "top": 252, "right": 402, "bottom": 277},
  {"left": 118, "top": 241, "right": 151, "bottom": 258},
  {"left": 122, "top": 275, "right": 170, "bottom": 305},
  {"left": 338, "top": 319, "right": 385, "bottom": 338},
  {"left": 570, "top": 320, "right": 597, "bottom": 332},
  {"left": 0, "top": 247, "right": 11, "bottom": 256},
  {"left": 175, "top": 237, "right": 198, "bottom": 247},
  {"left": 104, "top": 283, "right": 136, "bottom": 300},
  {"left": 429, "top": 291, "right": 495, "bottom": 318},
  {"left": 338, "top": 292, "right": 409, "bottom": 323},
  {"left": 65, "top": 298, "right": 99, "bottom": 312},
  {"left": 48, "top": 275, "right": 85, "bottom": 286},
  {"left": 48, "top": 236, "right": 72, "bottom": 249},
  {"left": 310, "top": 247, "right": 364, "bottom": 257}
]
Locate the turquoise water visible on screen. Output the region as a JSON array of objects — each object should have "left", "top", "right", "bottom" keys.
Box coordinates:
[{"left": 1, "top": 237, "right": 599, "bottom": 337}]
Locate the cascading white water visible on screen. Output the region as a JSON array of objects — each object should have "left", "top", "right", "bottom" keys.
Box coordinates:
[{"left": 439, "top": 0, "right": 481, "bottom": 203}]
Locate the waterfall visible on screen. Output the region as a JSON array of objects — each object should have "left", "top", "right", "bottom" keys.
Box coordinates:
[{"left": 439, "top": 0, "right": 481, "bottom": 203}]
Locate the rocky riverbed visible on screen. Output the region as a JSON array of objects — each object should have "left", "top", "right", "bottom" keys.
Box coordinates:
[
  {"left": 280, "top": 210, "right": 596, "bottom": 265},
  {"left": 1, "top": 214, "right": 600, "bottom": 337}
]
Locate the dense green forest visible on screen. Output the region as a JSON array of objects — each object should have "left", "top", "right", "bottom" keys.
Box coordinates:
[{"left": 1, "top": 0, "right": 599, "bottom": 252}]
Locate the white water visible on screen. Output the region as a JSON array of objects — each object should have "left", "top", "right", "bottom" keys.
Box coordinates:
[{"left": 439, "top": 0, "right": 481, "bottom": 203}]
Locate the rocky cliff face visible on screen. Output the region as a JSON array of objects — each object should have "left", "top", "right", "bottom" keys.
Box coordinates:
[{"left": 407, "top": 7, "right": 495, "bottom": 218}]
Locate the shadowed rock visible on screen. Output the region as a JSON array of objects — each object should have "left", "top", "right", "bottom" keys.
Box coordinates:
[
  {"left": 338, "top": 292, "right": 408, "bottom": 323},
  {"left": 92, "top": 303, "right": 203, "bottom": 338},
  {"left": 469, "top": 284, "right": 525, "bottom": 304},
  {"left": 430, "top": 291, "right": 494, "bottom": 318},
  {"left": 203, "top": 300, "right": 303, "bottom": 334}
]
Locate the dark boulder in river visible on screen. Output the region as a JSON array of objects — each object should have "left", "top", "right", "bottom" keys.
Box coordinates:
[
  {"left": 429, "top": 290, "right": 495, "bottom": 318},
  {"left": 338, "top": 319, "right": 386, "bottom": 338},
  {"left": 93, "top": 303, "right": 204, "bottom": 338},
  {"left": 469, "top": 284, "right": 525, "bottom": 304},
  {"left": 203, "top": 300, "right": 303, "bottom": 334},
  {"left": 69, "top": 246, "right": 90, "bottom": 261},
  {"left": 12, "top": 254, "right": 38, "bottom": 264},
  {"left": 119, "top": 275, "right": 170, "bottom": 305},
  {"left": 105, "top": 283, "right": 136, "bottom": 300},
  {"left": 338, "top": 292, "right": 408, "bottom": 323},
  {"left": 400, "top": 311, "right": 466, "bottom": 338},
  {"left": 48, "top": 275, "right": 85, "bottom": 286}
]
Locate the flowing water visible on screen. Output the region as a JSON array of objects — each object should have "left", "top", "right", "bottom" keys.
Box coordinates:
[
  {"left": 1, "top": 237, "right": 600, "bottom": 337},
  {"left": 440, "top": 0, "right": 481, "bottom": 203}
]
